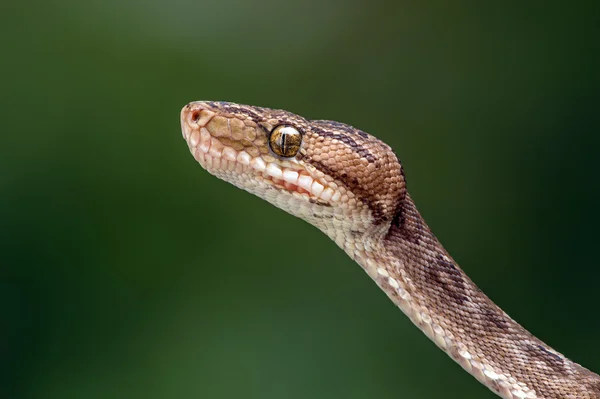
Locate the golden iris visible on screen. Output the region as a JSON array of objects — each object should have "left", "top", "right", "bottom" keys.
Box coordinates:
[{"left": 269, "top": 125, "right": 302, "bottom": 158}]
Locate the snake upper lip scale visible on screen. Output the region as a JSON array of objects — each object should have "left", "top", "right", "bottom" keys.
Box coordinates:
[{"left": 180, "top": 101, "right": 600, "bottom": 399}]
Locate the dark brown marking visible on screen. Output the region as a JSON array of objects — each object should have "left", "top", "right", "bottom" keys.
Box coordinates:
[
  {"left": 313, "top": 119, "right": 370, "bottom": 139},
  {"left": 525, "top": 344, "right": 568, "bottom": 374},
  {"left": 425, "top": 254, "right": 469, "bottom": 304},
  {"left": 209, "top": 102, "right": 268, "bottom": 123},
  {"left": 480, "top": 303, "right": 510, "bottom": 331},
  {"left": 388, "top": 197, "right": 424, "bottom": 245},
  {"left": 308, "top": 198, "right": 332, "bottom": 207},
  {"left": 310, "top": 125, "right": 376, "bottom": 163}
]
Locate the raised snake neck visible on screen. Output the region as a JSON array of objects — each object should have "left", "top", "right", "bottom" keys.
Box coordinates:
[{"left": 180, "top": 101, "right": 600, "bottom": 399}]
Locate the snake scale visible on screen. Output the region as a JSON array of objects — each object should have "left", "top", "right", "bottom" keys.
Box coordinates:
[{"left": 180, "top": 101, "right": 600, "bottom": 398}]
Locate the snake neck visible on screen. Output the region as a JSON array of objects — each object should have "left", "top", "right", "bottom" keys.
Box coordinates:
[{"left": 345, "top": 193, "right": 600, "bottom": 399}]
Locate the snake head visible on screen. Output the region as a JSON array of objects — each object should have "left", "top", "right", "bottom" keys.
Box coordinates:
[{"left": 181, "top": 101, "right": 406, "bottom": 243}]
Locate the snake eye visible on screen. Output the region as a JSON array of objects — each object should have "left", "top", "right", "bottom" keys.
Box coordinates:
[{"left": 269, "top": 125, "right": 302, "bottom": 158}]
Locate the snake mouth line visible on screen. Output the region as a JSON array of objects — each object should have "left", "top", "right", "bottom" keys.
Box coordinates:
[{"left": 182, "top": 114, "right": 342, "bottom": 204}]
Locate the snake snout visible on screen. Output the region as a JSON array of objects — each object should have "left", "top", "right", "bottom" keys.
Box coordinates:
[{"left": 181, "top": 102, "right": 208, "bottom": 127}]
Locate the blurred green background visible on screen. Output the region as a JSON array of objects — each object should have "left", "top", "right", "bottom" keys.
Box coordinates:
[{"left": 2, "top": 1, "right": 599, "bottom": 398}]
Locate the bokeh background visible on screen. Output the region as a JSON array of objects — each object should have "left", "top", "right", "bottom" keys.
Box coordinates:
[{"left": 2, "top": 1, "right": 599, "bottom": 398}]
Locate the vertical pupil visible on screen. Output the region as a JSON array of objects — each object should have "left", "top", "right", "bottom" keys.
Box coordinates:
[{"left": 280, "top": 132, "right": 287, "bottom": 154}]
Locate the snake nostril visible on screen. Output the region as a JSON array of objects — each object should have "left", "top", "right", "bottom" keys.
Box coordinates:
[{"left": 190, "top": 110, "right": 201, "bottom": 122}]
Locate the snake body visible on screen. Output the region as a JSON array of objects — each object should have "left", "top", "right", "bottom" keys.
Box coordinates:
[{"left": 180, "top": 101, "right": 600, "bottom": 398}]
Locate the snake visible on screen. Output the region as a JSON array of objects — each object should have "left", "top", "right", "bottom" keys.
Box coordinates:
[{"left": 180, "top": 101, "right": 600, "bottom": 399}]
